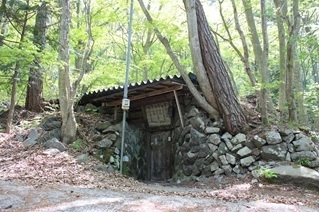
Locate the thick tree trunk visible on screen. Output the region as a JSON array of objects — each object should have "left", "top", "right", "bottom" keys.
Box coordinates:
[
  {"left": 137, "top": 0, "right": 220, "bottom": 120},
  {"left": 58, "top": 0, "right": 77, "bottom": 144},
  {"left": 184, "top": 0, "right": 219, "bottom": 110},
  {"left": 194, "top": 0, "right": 248, "bottom": 134},
  {"left": 25, "top": 2, "right": 49, "bottom": 112}
]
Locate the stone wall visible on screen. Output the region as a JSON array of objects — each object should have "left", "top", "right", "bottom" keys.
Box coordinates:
[
  {"left": 94, "top": 121, "right": 146, "bottom": 179},
  {"left": 28, "top": 103, "right": 319, "bottom": 182},
  {"left": 171, "top": 106, "right": 319, "bottom": 181}
]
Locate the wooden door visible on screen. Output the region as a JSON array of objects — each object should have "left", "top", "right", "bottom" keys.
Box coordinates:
[{"left": 150, "top": 131, "right": 172, "bottom": 181}]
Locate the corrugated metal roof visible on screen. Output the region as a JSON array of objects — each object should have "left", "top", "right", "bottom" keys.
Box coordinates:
[{"left": 78, "top": 75, "right": 186, "bottom": 106}]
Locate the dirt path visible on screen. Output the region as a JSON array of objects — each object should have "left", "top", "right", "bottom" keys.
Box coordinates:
[{"left": 0, "top": 180, "right": 318, "bottom": 212}]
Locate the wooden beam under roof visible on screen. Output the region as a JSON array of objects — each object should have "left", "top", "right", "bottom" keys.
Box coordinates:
[
  {"left": 92, "top": 79, "right": 181, "bottom": 102},
  {"left": 103, "top": 84, "right": 184, "bottom": 107}
]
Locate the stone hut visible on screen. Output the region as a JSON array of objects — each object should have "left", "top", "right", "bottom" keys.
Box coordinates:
[
  {"left": 79, "top": 75, "right": 196, "bottom": 181},
  {"left": 78, "top": 75, "right": 319, "bottom": 181}
]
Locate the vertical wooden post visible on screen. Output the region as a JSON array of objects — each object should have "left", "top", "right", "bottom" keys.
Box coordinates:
[{"left": 173, "top": 90, "right": 184, "bottom": 128}]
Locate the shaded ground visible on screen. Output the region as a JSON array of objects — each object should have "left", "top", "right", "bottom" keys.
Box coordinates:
[
  {"left": 1, "top": 133, "right": 319, "bottom": 211},
  {"left": 1, "top": 180, "right": 317, "bottom": 212}
]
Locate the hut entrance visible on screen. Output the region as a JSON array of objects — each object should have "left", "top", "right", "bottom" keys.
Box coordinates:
[{"left": 150, "top": 131, "right": 173, "bottom": 181}]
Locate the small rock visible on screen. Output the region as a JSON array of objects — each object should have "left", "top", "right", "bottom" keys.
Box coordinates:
[
  {"left": 231, "top": 133, "right": 246, "bottom": 145},
  {"left": 219, "top": 155, "right": 228, "bottom": 165},
  {"left": 43, "top": 148, "right": 60, "bottom": 155},
  {"left": 237, "top": 147, "right": 252, "bottom": 157},
  {"left": 23, "top": 138, "right": 37, "bottom": 147},
  {"left": 123, "top": 155, "right": 129, "bottom": 162},
  {"left": 44, "top": 138, "right": 67, "bottom": 152},
  {"left": 265, "top": 131, "right": 282, "bottom": 145},
  {"left": 221, "top": 132, "right": 232, "bottom": 140},
  {"left": 226, "top": 153, "right": 236, "bottom": 165},
  {"left": 231, "top": 144, "right": 243, "bottom": 153},
  {"left": 204, "top": 127, "right": 220, "bottom": 134},
  {"left": 208, "top": 134, "right": 221, "bottom": 145},
  {"left": 114, "top": 148, "right": 120, "bottom": 155},
  {"left": 224, "top": 139, "right": 233, "bottom": 150},
  {"left": 214, "top": 168, "right": 225, "bottom": 175},
  {"left": 210, "top": 161, "right": 219, "bottom": 172},
  {"left": 97, "top": 138, "right": 113, "bottom": 148},
  {"left": 252, "top": 135, "right": 266, "bottom": 149},
  {"left": 240, "top": 156, "right": 255, "bottom": 167},
  {"left": 76, "top": 154, "right": 89, "bottom": 163},
  {"left": 208, "top": 143, "right": 218, "bottom": 152}
]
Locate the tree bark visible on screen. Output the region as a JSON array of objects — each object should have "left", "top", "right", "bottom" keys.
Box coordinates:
[
  {"left": 242, "top": 0, "right": 274, "bottom": 124},
  {"left": 194, "top": 0, "right": 248, "bottom": 134},
  {"left": 184, "top": 0, "right": 219, "bottom": 110},
  {"left": 229, "top": 0, "right": 257, "bottom": 88},
  {"left": 25, "top": 2, "right": 50, "bottom": 112},
  {"left": 273, "top": 0, "right": 287, "bottom": 119},
  {"left": 286, "top": 0, "right": 300, "bottom": 122},
  {"left": 137, "top": 0, "right": 220, "bottom": 120},
  {"left": 5, "top": 0, "right": 29, "bottom": 133},
  {"left": 58, "top": 0, "right": 77, "bottom": 144}
]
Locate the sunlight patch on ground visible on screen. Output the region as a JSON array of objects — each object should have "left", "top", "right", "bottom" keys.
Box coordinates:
[{"left": 33, "top": 197, "right": 123, "bottom": 212}]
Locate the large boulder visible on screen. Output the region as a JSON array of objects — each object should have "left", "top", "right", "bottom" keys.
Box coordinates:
[
  {"left": 270, "top": 165, "right": 319, "bottom": 191},
  {"left": 293, "top": 136, "right": 315, "bottom": 152},
  {"left": 290, "top": 151, "right": 317, "bottom": 161},
  {"left": 261, "top": 143, "right": 287, "bottom": 161}
]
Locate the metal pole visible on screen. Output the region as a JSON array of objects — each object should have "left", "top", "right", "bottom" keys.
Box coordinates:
[{"left": 120, "top": 0, "right": 134, "bottom": 174}]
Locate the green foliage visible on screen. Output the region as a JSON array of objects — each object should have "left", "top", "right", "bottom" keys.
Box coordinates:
[
  {"left": 70, "top": 139, "right": 87, "bottom": 152},
  {"left": 122, "top": 162, "right": 131, "bottom": 176},
  {"left": 257, "top": 168, "right": 277, "bottom": 180},
  {"left": 296, "top": 158, "right": 311, "bottom": 167}
]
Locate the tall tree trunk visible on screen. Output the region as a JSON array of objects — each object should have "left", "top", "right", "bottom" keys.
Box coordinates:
[
  {"left": 0, "top": 0, "right": 9, "bottom": 46},
  {"left": 74, "top": 0, "right": 94, "bottom": 79},
  {"left": 184, "top": 0, "right": 219, "bottom": 110},
  {"left": 230, "top": 0, "right": 257, "bottom": 88},
  {"left": 242, "top": 0, "right": 274, "bottom": 124},
  {"left": 260, "top": 0, "right": 270, "bottom": 122},
  {"left": 193, "top": 0, "right": 248, "bottom": 134},
  {"left": 286, "top": 0, "right": 300, "bottom": 122},
  {"left": 25, "top": 2, "right": 50, "bottom": 112},
  {"left": 137, "top": 0, "right": 220, "bottom": 121},
  {"left": 294, "top": 60, "right": 307, "bottom": 125},
  {"left": 273, "top": 0, "right": 287, "bottom": 120},
  {"left": 5, "top": 0, "right": 29, "bottom": 133},
  {"left": 58, "top": 0, "right": 77, "bottom": 144},
  {"left": 5, "top": 64, "right": 19, "bottom": 133}
]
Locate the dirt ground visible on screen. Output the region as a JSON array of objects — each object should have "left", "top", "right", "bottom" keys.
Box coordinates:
[{"left": 1, "top": 132, "right": 319, "bottom": 212}]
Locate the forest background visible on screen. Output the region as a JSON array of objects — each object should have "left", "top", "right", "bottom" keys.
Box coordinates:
[{"left": 0, "top": 0, "right": 318, "bottom": 137}]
